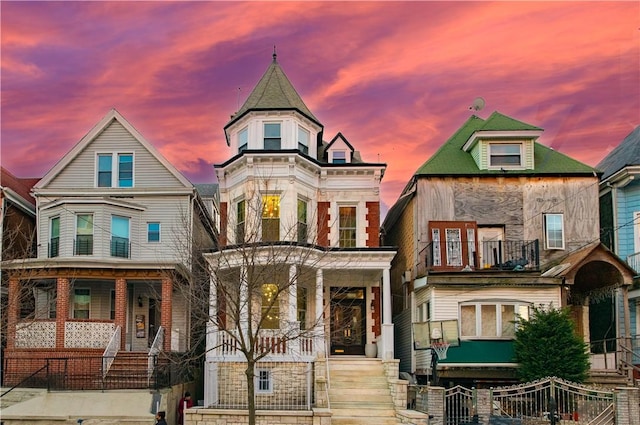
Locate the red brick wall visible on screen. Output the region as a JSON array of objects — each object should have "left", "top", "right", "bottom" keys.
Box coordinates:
[
  {"left": 317, "top": 202, "right": 330, "bottom": 247},
  {"left": 115, "top": 278, "right": 127, "bottom": 348},
  {"left": 366, "top": 202, "right": 380, "bottom": 248},
  {"left": 56, "top": 278, "right": 69, "bottom": 349},
  {"left": 161, "top": 278, "right": 173, "bottom": 351},
  {"left": 372, "top": 286, "right": 381, "bottom": 337}
]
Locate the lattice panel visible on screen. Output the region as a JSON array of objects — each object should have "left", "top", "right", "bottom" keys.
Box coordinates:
[
  {"left": 65, "top": 321, "right": 115, "bottom": 348},
  {"left": 15, "top": 321, "right": 56, "bottom": 348}
]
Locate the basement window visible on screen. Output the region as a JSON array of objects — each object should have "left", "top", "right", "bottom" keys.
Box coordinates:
[{"left": 256, "top": 369, "right": 273, "bottom": 393}]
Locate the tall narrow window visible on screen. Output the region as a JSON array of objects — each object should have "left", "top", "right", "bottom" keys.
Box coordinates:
[
  {"left": 97, "top": 154, "right": 113, "bottom": 187},
  {"left": 238, "top": 127, "right": 248, "bottom": 153},
  {"left": 110, "top": 290, "right": 116, "bottom": 320},
  {"left": 298, "top": 127, "right": 309, "bottom": 154},
  {"left": 73, "top": 288, "right": 90, "bottom": 319},
  {"left": 236, "top": 200, "right": 246, "bottom": 243},
  {"left": 339, "top": 206, "right": 357, "bottom": 247},
  {"left": 445, "top": 228, "right": 462, "bottom": 266},
  {"left": 148, "top": 222, "right": 160, "bottom": 243},
  {"left": 298, "top": 287, "right": 307, "bottom": 330},
  {"left": 111, "top": 215, "right": 130, "bottom": 258},
  {"left": 261, "top": 283, "right": 280, "bottom": 329},
  {"left": 118, "top": 154, "right": 133, "bottom": 187},
  {"left": 75, "top": 214, "right": 93, "bottom": 255},
  {"left": 432, "top": 229, "right": 441, "bottom": 266},
  {"left": 256, "top": 369, "right": 272, "bottom": 393},
  {"left": 262, "top": 195, "right": 280, "bottom": 241},
  {"left": 50, "top": 216, "right": 60, "bottom": 257},
  {"left": 544, "top": 213, "right": 564, "bottom": 249},
  {"left": 264, "top": 123, "right": 281, "bottom": 150},
  {"left": 297, "top": 199, "right": 308, "bottom": 243}
]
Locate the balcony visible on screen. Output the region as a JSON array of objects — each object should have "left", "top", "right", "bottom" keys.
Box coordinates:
[
  {"left": 74, "top": 235, "right": 93, "bottom": 255},
  {"left": 419, "top": 239, "right": 539, "bottom": 274},
  {"left": 49, "top": 237, "right": 59, "bottom": 258},
  {"left": 110, "top": 237, "right": 130, "bottom": 258},
  {"left": 626, "top": 252, "right": 640, "bottom": 274}
]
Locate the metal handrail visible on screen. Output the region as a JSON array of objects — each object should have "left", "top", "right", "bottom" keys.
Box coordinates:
[
  {"left": 0, "top": 364, "right": 48, "bottom": 397},
  {"left": 102, "top": 325, "right": 121, "bottom": 378},
  {"left": 148, "top": 326, "right": 165, "bottom": 383}
]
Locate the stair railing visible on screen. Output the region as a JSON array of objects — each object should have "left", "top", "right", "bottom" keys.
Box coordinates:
[
  {"left": 618, "top": 342, "right": 640, "bottom": 386},
  {"left": 148, "top": 326, "right": 165, "bottom": 383},
  {"left": 102, "top": 325, "right": 121, "bottom": 378}
]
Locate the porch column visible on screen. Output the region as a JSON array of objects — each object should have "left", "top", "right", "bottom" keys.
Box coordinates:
[
  {"left": 315, "top": 268, "right": 325, "bottom": 356},
  {"left": 161, "top": 277, "right": 172, "bottom": 352},
  {"left": 207, "top": 273, "right": 218, "bottom": 357},
  {"left": 289, "top": 264, "right": 298, "bottom": 325},
  {"left": 6, "top": 278, "right": 20, "bottom": 349},
  {"left": 239, "top": 265, "right": 249, "bottom": 334},
  {"left": 115, "top": 278, "right": 127, "bottom": 349},
  {"left": 56, "top": 277, "right": 70, "bottom": 349},
  {"left": 381, "top": 267, "right": 394, "bottom": 359}
]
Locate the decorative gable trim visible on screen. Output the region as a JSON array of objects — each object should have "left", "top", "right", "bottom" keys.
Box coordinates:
[{"left": 35, "top": 109, "right": 193, "bottom": 189}]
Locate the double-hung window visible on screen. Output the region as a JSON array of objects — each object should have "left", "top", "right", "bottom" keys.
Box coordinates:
[
  {"left": 73, "top": 288, "right": 91, "bottom": 319},
  {"left": 489, "top": 143, "right": 522, "bottom": 168},
  {"left": 49, "top": 217, "right": 60, "bottom": 257},
  {"left": 118, "top": 154, "right": 133, "bottom": 187},
  {"left": 97, "top": 154, "right": 113, "bottom": 187},
  {"left": 339, "top": 206, "right": 357, "bottom": 247},
  {"left": 298, "top": 127, "right": 309, "bottom": 154},
  {"left": 544, "top": 213, "right": 564, "bottom": 249},
  {"left": 75, "top": 214, "right": 93, "bottom": 255},
  {"left": 297, "top": 198, "right": 308, "bottom": 243},
  {"left": 262, "top": 195, "right": 280, "bottom": 241},
  {"left": 264, "top": 123, "right": 281, "bottom": 150},
  {"left": 148, "top": 222, "right": 160, "bottom": 243},
  {"left": 236, "top": 200, "right": 246, "bottom": 243},
  {"left": 238, "top": 127, "right": 248, "bottom": 153},
  {"left": 96, "top": 153, "right": 134, "bottom": 187},
  {"left": 332, "top": 151, "right": 346, "bottom": 164},
  {"left": 111, "top": 215, "right": 130, "bottom": 258}
]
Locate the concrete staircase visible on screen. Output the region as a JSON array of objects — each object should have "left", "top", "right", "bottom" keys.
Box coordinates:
[{"left": 328, "top": 357, "right": 400, "bottom": 425}]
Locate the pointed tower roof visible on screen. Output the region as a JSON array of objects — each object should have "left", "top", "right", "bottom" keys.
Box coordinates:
[{"left": 225, "top": 51, "right": 321, "bottom": 131}]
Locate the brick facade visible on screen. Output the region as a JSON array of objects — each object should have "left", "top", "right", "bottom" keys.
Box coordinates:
[
  {"left": 316, "top": 202, "right": 330, "bottom": 246},
  {"left": 365, "top": 201, "right": 380, "bottom": 247}
]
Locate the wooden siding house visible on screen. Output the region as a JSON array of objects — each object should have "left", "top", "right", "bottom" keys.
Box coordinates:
[
  {"left": 382, "top": 112, "right": 635, "bottom": 387},
  {"left": 203, "top": 53, "right": 396, "bottom": 409},
  {"left": 597, "top": 125, "right": 640, "bottom": 378},
  {"left": 2, "top": 109, "right": 216, "bottom": 389}
]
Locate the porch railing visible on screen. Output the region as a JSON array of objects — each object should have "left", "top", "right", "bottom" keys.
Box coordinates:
[
  {"left": 626, "top": 251, "right": 640, "bottom": 274},
  {"left": 102, "top": 326, "right": 121, "bottom": 378},
  {"left": 419, "top": 239, "right": 539, "bottom": 274},
  {"left": 213, "top": 329, "right": 315, "bottom": 359},
  {"left": 148, "top": 325, "right": 165, "bottom": 382},
  {"left": 589, "top": 336, "right": 640, "bottom": 385}
]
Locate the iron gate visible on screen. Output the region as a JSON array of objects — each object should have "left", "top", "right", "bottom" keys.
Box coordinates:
[{"left": 444, "top": 377, "right": 615, "bottom": 425}]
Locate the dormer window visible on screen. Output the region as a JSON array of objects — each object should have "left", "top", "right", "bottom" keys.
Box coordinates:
[
  {"left": 264, "top": 123, "right": 281, "bottom": 150},
  {"left": 332, "top": 151, "right": 347, "bottom": 164},
  {"left": 489, "top": 143, "right": 522, "bottom": 168},
  {"left": 238, "top": 127, "right": 248, "bottom": 153},
  {"left": 298, "top": 127, "right": 309, "bottom": 155}
]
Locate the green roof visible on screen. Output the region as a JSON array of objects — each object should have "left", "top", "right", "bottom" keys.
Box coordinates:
[
  {"left": 225, "top": 54, "right": 321, "bottom": 129},
  {"left": 415, "top": 111, "right": 596, "bottom": 176}
]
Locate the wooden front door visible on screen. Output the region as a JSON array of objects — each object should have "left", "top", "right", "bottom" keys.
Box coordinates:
[{"left": 330, "top": 287, "right": 366, "bottom": 355}]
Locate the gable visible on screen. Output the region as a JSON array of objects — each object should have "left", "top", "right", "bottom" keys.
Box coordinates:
[{"left": 37, "top": 110, "right": 192, "bottom": 190}]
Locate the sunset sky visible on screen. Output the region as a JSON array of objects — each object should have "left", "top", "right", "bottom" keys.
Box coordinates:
[{"left": 1, "top": 1, "right": 638, "bottom": 213}]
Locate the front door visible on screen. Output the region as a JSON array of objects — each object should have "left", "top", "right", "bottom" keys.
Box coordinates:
[{"left": 330, "top": 287, "right": 365, "bottom": 355}]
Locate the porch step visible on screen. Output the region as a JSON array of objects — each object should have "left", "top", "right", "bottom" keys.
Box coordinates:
[
  {"left": 328, "top": 358, "right": 400, "bottom": 425},
  {"left": 586, "top": 370, "right": 633, "bottom": 388},
  {"left": 104, "top": 351, "right": 166, "bottom": 389}
]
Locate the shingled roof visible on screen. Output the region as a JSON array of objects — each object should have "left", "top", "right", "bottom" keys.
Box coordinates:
[
  {"left": 1, "top": 167, "right": 37, "bottom": 208},
  {"left": 225, "top": 52, "right": 321, "bottom": 130},
  {"left": 415, "top": 111, "right": 596, "bottom": 176},
  {"left": 596, "top": 125, "right": 640, "bottom": 180}
]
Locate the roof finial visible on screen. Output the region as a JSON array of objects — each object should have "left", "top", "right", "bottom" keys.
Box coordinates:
[{"left": 272, "top": 45, "right": 277, "bottom": 63}]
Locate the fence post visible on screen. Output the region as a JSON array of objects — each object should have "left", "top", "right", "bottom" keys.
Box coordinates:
[
  {"left": 427, "top": 386, "right": 445, "bottom": 425},
  {"left": 476, "top": 388, "right": 491, "bottom": 424},
  {"left": 615, "top": 386, "right": 640, "bottom": 425}
]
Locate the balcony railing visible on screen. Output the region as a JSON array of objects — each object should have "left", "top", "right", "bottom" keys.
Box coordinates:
[
  {"left": 419, "top": 239, "right": 539, "bottom": 274},
  {"left": 626, "top": 252, "right": 640, "bottom": 274},
  {"left": 49, "top": 237, "right": 59, "bottom": 258},
  {"left": 110, "top": 237, "right": 130, "bottom": 258},
  {"left": 212, "top": 329, "right": 315, "bottom": 359},
  {"left": 74, "top": 235, "right": 93, "bottom": 255}
]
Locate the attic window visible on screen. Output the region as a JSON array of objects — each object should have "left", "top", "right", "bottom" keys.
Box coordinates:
[
  {"left": 489, "top": 143, "right": 522, "bottom": 168},
  {"left": 238, "top": 127, "right": 248, "bottom": 153},
  {"left": 332, "top": 151, "right": 346, "bottom": 164},
  {"left": 264, "top": 123, "right": 281, "bottom": 150},
  {"left": 298, "top": 127, "right": 309, "bottom": 155}
]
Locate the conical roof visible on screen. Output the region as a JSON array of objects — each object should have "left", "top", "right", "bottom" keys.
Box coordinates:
[{"left": 225, "top": 52, "right": 321, "bottom": 129}]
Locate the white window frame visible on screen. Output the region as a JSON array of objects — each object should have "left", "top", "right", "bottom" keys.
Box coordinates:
[
  {"left": 332, "top": 150, "right": 347, "bottom": 164},
  {"left": 256, "top": 369, "right": 273, "bottom": 394},
  {"left": 238, "top": 126, "right": 248, "bottom": 153},
  {"left": 75, "top": 213, "right": 94, "bottom": 255},
  {"left": 338, "top": 205, "right": 357, "bottom": 247},
  {"left": 111, "top": 215, "right": 130, "bottom": 258},
  {"left": 95, "top": 152, "right": 134, "bottom": 187},
  {"left": 544, "top": 213, "right": 565, "bottom": 250},
  {"left": 416, "top": 302, "right": 430, "bottom": 323},
  {"left": 263, "top": 122, "right": 282, "bottom": 150},
  {"left": 73, "top": 288, "right": 91, "bottom": 319},
  {"left": 147, "top": 222, "right": 161, "bottom": 243},
  {"left": 298, "top": 126, "right": 310, "bottom": 155},
  {"left": 97, "top": 153, "right": 113, "bottom": 187},
  {"left": 488, "top": 142, "right": 523, "bottom": 169},
  {"left": 460, "top": 301, "right": 530, "bottom": 340}
]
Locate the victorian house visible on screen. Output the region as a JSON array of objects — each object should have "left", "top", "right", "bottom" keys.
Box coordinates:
[
  {"left": 2, "top": 109, "right": 216, "bottom": 388},
  {"left": 201, "top": 53, "right": 400, "bottom": 421},
  {"left": 382, "top": 112, "right": 636, "bottom": 387},
  {"left": 597, "top": 125, "right": 640, "bottom": 379}
]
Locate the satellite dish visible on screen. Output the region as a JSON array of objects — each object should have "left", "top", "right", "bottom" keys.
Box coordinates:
[{"left": 469, "top": 97, "right": 485, "bottom": 111}]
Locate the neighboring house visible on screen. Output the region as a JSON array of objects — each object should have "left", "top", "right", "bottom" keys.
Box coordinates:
[
  {"left": 597, "top": 125, "right": 640, "bottom": 377},
  {"left": 1, "top": 167, "right": 38, "bottom": 360},
  {"left": 202, "top": 53, "right": 396, "bottom": 409},
  {"left": 2, "top": 109, "right": 217, "bottom": 389},
  {"left": 382, "top": 112, "right": 635, "bottom": 387}
]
